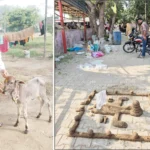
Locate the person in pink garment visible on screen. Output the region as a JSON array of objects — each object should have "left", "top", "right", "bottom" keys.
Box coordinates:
[{"left": 39, "top": 21, "right": 43, "bottom": 30}]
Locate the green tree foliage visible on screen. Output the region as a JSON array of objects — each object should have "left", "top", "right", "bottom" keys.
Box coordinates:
[
  {"left": 47, "top": 16, "right": 53, "bottom": 34},
  {"left": 47, "top": 24, "right": 53, "bottom": 34},
  {"left": 4, "top": 7, "right": 40, "bottom": 32},
  {"left": 118, "top": 0, "right": 149, "bottom": 24},
  {"left": 105, "top": 0, "right": 128, "bottom": 24},
  {"left": 119, "top": 0, "right": 143, "bottom": 23}
]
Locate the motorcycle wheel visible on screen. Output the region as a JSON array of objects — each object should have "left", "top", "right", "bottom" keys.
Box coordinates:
[{"left": 123, "top": 43, "right": 135, "bottom": 53}]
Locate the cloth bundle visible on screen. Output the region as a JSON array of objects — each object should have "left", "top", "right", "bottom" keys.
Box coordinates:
[{"left": 4, "top": 27, "right": 34, "bottom": 42}]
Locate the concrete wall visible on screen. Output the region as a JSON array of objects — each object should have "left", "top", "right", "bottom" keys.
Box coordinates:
[{"left": 55, "top": 28, "right": 92, "bottom": 55}]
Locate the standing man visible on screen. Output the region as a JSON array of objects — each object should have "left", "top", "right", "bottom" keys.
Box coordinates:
[{"left": 137, "top": 17, "right": 149, "bottom": 58}]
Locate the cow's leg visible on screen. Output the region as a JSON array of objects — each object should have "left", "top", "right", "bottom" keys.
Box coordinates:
[
  {"left": 44, "top": 98, "right": 52, "bottom": 123},
  {"left": 36, "top": 98, "right": 45, "bottom": 119},
  {"left": 23, "top": 104, "right": 28, "bottom": 134},
  {"left": 41, "top": 94, "right": 52, "bottom": 122},
  {"left": 14, "top": 104, "right": 22, "bottom": 127}
]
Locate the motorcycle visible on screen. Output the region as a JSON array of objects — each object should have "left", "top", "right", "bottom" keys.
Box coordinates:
[{"left": 123, "top": 29, "right": 142, "bottom": 53}]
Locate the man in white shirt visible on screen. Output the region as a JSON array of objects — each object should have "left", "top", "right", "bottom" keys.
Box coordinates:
[
  {"left": 0, "top": 52, "right": 9, "bottom": 127},
  {"left": 0, "top": 52, "right": 8, "bottom": 77}
]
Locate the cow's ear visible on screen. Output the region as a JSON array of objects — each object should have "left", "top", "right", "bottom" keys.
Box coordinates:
[{"left": 4, "top": 76, "right": 10, "bottom": 83}]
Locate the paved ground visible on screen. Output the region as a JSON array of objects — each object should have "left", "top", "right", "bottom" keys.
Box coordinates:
[
  {"left": 0, "top": 56, "right": 53, "bottom": 150},
  {"left": 55, "top": 34, "right": 150, "bottom": 149}
]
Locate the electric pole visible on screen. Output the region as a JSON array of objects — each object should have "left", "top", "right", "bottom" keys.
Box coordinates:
[
  {"left": 44, "top": 0, "right": 48, "bottom": 58},
  {"left": 145, "top": 0, "right": 147, "bottom": 21}
]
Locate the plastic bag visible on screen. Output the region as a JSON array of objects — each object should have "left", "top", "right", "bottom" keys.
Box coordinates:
[
  {"left": 74, "top": 44, "right": 83, "bottom": 48},
  {"left": 83, "top": 63, "right": 93, "bottom": 70},
  {"left": 92, "top": 51, "right": 104, "bottom": 58},
  {"left": 95, "top": 64, "right": 107, "bottom": 70},
  {"left": 76, "top": 52, "right": 85, "bottom": 55},
  {"left": 55, "top": 58, "right": 60, "bottom": 62},
  {"left": 70, "top": 47, "right": 83, "bottom": 51},
  {"left": 94, "top": 40, "right": 99, "bottom": 45},
  {"left": 87, "top": 44, "right": 94, "bottom": 51},
  {"left": 93, "top": 44, "right": 100, "bottom": 51},
  {"left": 96, "top": 90, "right": 107, "bottom": 109},
  {"left": 92, "top": 35, "right": 97, "bottom": 42},
  {"left": 104, "top": 45, "right": 112, "bottom": 54},
  {"left": 87, "top": 40, "right": 92, "bottom": 45},
  {"left": 58, "top": 55, "right": 65, "bottom": 59}
]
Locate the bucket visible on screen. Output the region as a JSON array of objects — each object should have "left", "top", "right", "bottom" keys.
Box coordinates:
[
  {"left": 24, "top": 50, "right": 30, "bottom": 58},
  {"left": 113, "top": 31, "right": 121, "bottom": 45}
]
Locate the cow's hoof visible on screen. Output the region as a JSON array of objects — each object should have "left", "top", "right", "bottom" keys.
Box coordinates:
[
  {"left": 36, "top": 113, "right": 42, "bottom": 119},
  {"left": 24, "top": 130, "right": 29, "bottom": 134},
  {"left": 14, "top": 122, "right": 19, "bottom": 127},
  {"left": 48, "top": 116, "right": 52, "bottom": 123},
  {"left": 36, "top": 115, "right": 40, "bottom": 119}
]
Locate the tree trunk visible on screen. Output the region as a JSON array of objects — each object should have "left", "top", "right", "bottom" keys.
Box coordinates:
[
  {"left": 109, "top": 13, "right": 116, "bottom": 44},
  {"left": 98, "top": 2, "right": 105, "bottom": 39},
  {"left": 109, "top": 19, "right": 112, "bottom": 29},
  {"left": 85, "top": 1, "right": 98, "bottom": 35},
  {"left": 89, "top": 13, "right": 98, "bottom": 35},
  {"left": 89, "top": 16, "right": 95, "bottom": 34},
  {"left": 110, "top": 14, "right": 116, "bottom": 34}
]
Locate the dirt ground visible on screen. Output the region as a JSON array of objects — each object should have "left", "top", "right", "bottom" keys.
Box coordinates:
[{"left": 0, "top": 55, "right": 53, "bottom": 150}]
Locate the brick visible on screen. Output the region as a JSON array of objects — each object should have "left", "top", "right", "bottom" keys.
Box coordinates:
[
  {"left": 82, "top": 121, "right": 97, "bottom": 129},
  {"left": 63, "top": 145, "right": 78, "bottom": 150},
  {"left": 55, "top": 135, "right": 63, "bottom": 146},
  {"left": 141, "top": 141, "right": 150, "bottom": 149},
  {"left": 107, "top": 140, "right": 124, "bottom": 149},
  {"left": 91, "top": 139, "right": 108, "bottom": 147},
  {"left": 74, "top": 138, "right": 92, "bottom": 148},
  {"left": 124, "top": 141, "right": 141, "bottom": 149},
  {"left": 127, "top": 122, "right": 140, "bottom": 130},
  {"left": 81, "top": 146, "right": 98, "bottom": 149},
  {"left": 145, "top": 117, "right": 150, "bottom": 124},
  {"left": 121, "top": 114, "right": 133, "bottom": 123},
  {"left": 118, "top": 129, "right": 132, "bottom": 134},
  {"left": 55, "top": 145, "right": 65, "bottom": 150},
  {"left": 57, "top": 127, "right": 69, "bottom": 135},
  {"left": 58, "top": 135, "right": 76, "bottom": 146},
  {"left": 72, "top": 145, "right": 82, "bottom": 149},
  {"left": 133, "top": 116, "right": 146, "bottom": 124},
  {"left": 61, "top": 119, "right": 73, "bottom": 128}
]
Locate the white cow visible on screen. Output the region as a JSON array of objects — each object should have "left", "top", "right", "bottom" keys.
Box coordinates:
[{"left": 3, "top": 76, "right": 52, "bottom": 134}]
